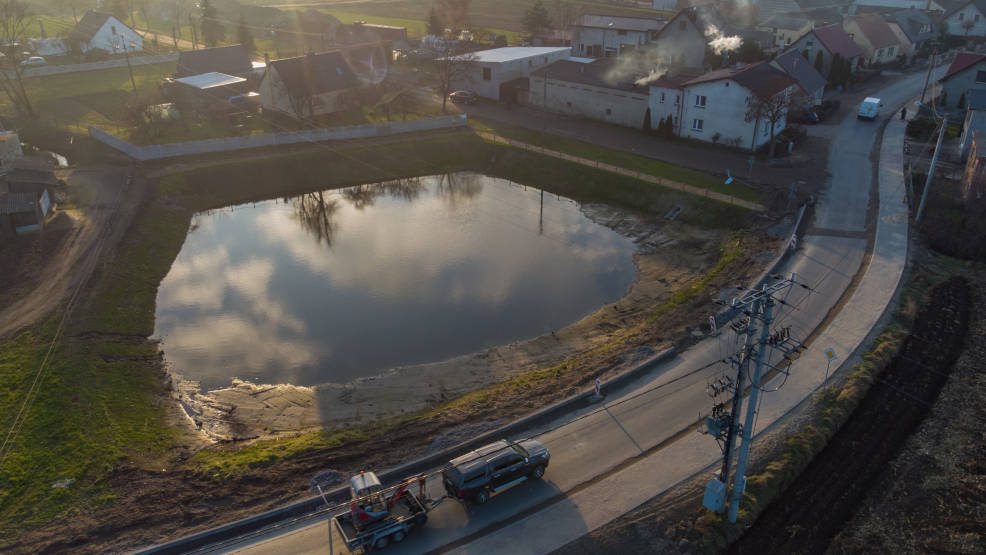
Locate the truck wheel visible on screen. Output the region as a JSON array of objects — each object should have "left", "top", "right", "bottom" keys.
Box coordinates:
[
  {"left": 413, "top": 514, "right": 428, "bottom": 527},
  {"left": 474, "top": 489, "right": 489, "bottom": 504},
  {"left": 391, "top": 530, "right": 406, "bottom": 543},
  {"left": 374, "top": 536, "right": 389, "bottom": 549},
  {"left": 530, "top": 465, "right": 545, "bottom": 480}
]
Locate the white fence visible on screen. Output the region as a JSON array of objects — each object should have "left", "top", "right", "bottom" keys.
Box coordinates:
[
  {"left": 88, "top": 115, "right": 469, "bottom": 161},
  {"left": 22, "top": 53, "right": 179, "bottom": 77}
]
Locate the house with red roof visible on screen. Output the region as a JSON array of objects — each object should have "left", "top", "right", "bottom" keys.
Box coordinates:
[
  {"left": 939, "top": 51, "right": 986, "bottom": 108},
  {"left": 649, "top": 62, "right": 797, "bottom": 150},
  {"left": 843, "top": 13, "right": 903, "bottom": 65},
  {"left": 787, "top": 24, "right": 864, "bottom": 75}
]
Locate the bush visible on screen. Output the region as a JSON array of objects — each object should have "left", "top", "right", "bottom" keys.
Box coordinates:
[
  {"left": 906, "top": 118, "right": 938, "bottom": 141},
  {"left": 83, "top": 48, "right": 110, "bottom": 62}
]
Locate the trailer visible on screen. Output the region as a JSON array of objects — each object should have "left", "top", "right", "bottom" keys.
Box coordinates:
[{"left": 319, "top": 472, "right": 444, "bottom": 552}]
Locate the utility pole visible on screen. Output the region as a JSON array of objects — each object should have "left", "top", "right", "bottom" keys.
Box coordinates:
[
  {"left": 114, "top": 30, "right": 137, "bottom": 93},
  {"left": 920, "top": 47, "right": 937, "bottom": 104},
  {"left": 916, "top": 115, "right": 946, "bottom": 223},
  {"left": 701, "top": 275, "right": 802, "bottom": 523}
]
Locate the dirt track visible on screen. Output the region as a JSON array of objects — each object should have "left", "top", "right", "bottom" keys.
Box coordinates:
[{"left": 0, "top": 163, "right": 140, "bottom": 341}]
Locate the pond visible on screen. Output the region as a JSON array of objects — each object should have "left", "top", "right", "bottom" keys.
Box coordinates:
[{"left": 154, "top": 173, "right": 637, "bottom": 390}]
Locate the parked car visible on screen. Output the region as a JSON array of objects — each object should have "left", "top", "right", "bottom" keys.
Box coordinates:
[
  {"left": 442, "top": 439, "right": 549, "bottom": 504},
  {"left": 448, "top": 90, "right": 477, "bottom": 104},
  {"left": 20, "top": 56, "right": 45, "bottom": 67}
]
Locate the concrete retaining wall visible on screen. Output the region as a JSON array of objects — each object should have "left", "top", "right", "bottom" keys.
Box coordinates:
[
  {"left": 22, "top": 53, "right": 178, "bottom": 77},
  {"left": 88, "top": 115, "right": 469, "bottom": 161}
]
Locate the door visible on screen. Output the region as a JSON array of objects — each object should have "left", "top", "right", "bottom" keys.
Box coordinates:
[{"left": 490, "top": 453, "right": 525, "bottom": 489}]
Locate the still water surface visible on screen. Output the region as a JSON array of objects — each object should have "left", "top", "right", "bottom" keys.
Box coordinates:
[{"left": 154, "top": 173, "right": 637, "bottom": 389}]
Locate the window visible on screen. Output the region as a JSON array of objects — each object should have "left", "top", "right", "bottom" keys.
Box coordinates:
[
  {"left": 606, "top": 108, "right": 612, "bottom": 115},
  {"left": 876, "top": 48, "right": 883, "bottom": 57},
  {"left": 528, "top": 59, "right": 533, "bottom": 67},
  {"left": 111, "top": 25, "right": 116, "bottom": 34},
  {"left": 976, "top": 70, "right": 986, "bottom": 83},
  {"left": 483, "top": 67, "right": 491, "bottom": 80},
  {"left": 618, "top": 30, "right": 627, "bottom": 36},
  {"left": 579, "top": 43, "right": 585, "bottom": 54},
  {"left": 679, "top": 20, "right": 687, "bottom": 30},
  {"left": 806, "top": 40, "right": 814, "bottom": 50},
  {"left": 976, "top": 14, "right": 981, "bottom": 22},
  {"left": 695, "top": 95, "right": 707, "bottom": 107},
  {"left": 674, "top": 94, "right": 679, "bottom": 105},
  {"left": 960, "top": 12, "right": 965, "bottom": 20},
  {"left": 660, "top": 92, "right": 665, "bottom": 103},
  {"left": 692, "top": 118, "right": 703, "bottom": 131},
  {"left": 762, "top": 124, "right": 769, "bottom": 137},
  {"left": 566, "top": 101, "right": 572, "bottom": 107}
]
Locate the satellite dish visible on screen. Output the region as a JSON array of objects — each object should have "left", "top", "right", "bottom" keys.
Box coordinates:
[{"left": 725, "top": 169, "right": 734, "bottom": 185}]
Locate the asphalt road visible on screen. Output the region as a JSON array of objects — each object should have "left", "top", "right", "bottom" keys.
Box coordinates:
[{"left": 214, "top": 68, "right": 941, "bottom": 555}]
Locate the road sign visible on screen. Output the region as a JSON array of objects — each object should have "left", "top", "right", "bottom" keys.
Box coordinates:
[{"left": 824, "top": 348, "right": 836, "bottom": 361}]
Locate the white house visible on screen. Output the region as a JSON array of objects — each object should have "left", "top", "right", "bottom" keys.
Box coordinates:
[
  {"left": 68, "top": 11, "right": 142, "bottom": 54},
  {"left": 260, "top": 51, "right": 361, "bottom": 119},
  {"left": 571, "top": 14, "right": 666, "bottom": 58},
  {"left": 674, "top": 62, "right": 797, "bottom": 150},
  {"left": 943, "top": 0, "right": 986, "bottom": 39},
  {"left": 649, "top": 5, "right": 727, "bottom": 73},
  {"left": 451, "top": 47, "right": 572, "bottom": 101},
  {"left": 529, "top": 58, "right": 651, "bottom": 128},
  {"left": 648, "top": 72, "right": 698, "bottom": 134}
]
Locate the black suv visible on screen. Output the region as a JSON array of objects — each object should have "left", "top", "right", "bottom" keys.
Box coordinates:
[{"left": 442, "top": 439, "right": 550, "bottom": 504}]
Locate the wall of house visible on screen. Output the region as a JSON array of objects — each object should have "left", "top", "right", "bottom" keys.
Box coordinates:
[
  {"left": 945, "top": 6, "right": 986, "bottom": 39},
  {"left": 529, "top": 75, "right": 648, "bottom": 128},
  {"left": 651, "top": 17, "right": 707, "bottom": 70},
  {"left": 572, "top": 27, "right": 651, "bottom": 58},
  {"left": 941, "top": 64, "right": 986, "bottom": 108},
  {"left": 758, "top": 23, "right": 812, "bottom": 48},
  {"left": 647, "top": 85, "right": 682, "bottom": 132},
  {"left": 454, "top": 49, "right": 571, "bottom": 100},
  {"left": 87, "top": 18, "right": 143, "bottom": 53},
  {"left": 888, "top": 22, "right": 915, "bottom": 55},
  {"left": 260, "top": 70, "right": 358, "bottom": 118},
  {"left": 677, "top": 79, "right": 788, "bottom": 150}
]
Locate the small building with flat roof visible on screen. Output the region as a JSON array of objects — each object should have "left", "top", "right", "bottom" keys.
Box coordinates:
[
  {"left": 529, "top": 57, "right": 650, "bottom": 128},
  {"left": 450, "top": 46, "right": 572, "bottom": 101}
]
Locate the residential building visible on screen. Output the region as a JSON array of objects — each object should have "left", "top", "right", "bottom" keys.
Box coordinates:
[
  {"left": 942, "top": 0, "right": 986, "bottom": 39},
  {"left": 450, "top": 47, "right": 572, "bottom": 101},
  {"left": 529, "top": 58, "right": 650, "bottom": 128},
  {"left": 677, "top": 62, "right": 797, "bottom": 150},
  {"left": 787, "top": 24, "right": 864, "bottom": 74},
  {"left": 758, "top": 12, "right": 813, "bottom": 48},
  {"left": 772, "top": 48, "right": 827, "bottom": 105},
  {"left": 961, "top": 131, "right": 986, "bottom": 200},
  {"left": 650, "top": 5, "right": 729, "bottom": 72},
  {"left": 939, "top": 51, "right": 986, "bottom": 108},
  {"left": 843, "top": 13, "right": 902, "bottom": 64},
  {"left": 959, "top": 89, "right": 986, "bottom": 159},
  {"left": 177, "top": 45, "right": 253, "bottom": 78},
  {"left": 68, "top": 11, "right": 142, "bottom": 54},
  {"left": 572, "top": 14, "right": 667, "bottom": 58},
  {"left": 0, "top": 188, "right": 51, "bottom": 238},
  {"left": 648, "top": 72, "right": 698, "bottom": 134},
  {"left": 886, "top": 7, "right": 937, "bottom": 54},
  {"left": 260, "top": 51, "right": 361, "bottom": 119}
]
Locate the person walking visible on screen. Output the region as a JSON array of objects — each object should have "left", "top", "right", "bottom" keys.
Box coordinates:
[{"left": 901, "top": 107, "right": 907, "bottom": 120}]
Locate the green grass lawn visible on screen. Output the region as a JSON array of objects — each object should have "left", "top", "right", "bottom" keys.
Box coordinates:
[{"left": 469, "top": 115, "right": 761, "bottom": 203}]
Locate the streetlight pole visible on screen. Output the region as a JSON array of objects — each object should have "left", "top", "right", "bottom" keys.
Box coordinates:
[{"left": 115, "top": 30, "right": 137, "bottom": 93}]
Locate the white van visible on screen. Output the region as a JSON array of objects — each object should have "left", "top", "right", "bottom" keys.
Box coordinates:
[{"left": 858, "top": 97, "right": 883, "bottom": 120}]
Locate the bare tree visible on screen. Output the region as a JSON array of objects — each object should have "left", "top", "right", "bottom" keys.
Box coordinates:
[
  {"left": 294, "top": 190, "right": 340, "bottom": 246},
  {"left": 434, "top": 43, "right": 476, "bottom": 113},
  {"left": 550, "top": 0, "right": 578, "bottom": 32},
  {"left": 435, "top": 0, "right": 469, "bottom": 31},
  {"left": 745, "top": 83, "right": 792, "bottom": 158},
  {"left": 962, "top": 19, "right": 975, "bottom": 36},
  {"left": 0, "top": 0, "right": 36, "bottom": 118}
]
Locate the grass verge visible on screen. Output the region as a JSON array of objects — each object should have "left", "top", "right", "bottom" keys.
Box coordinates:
[{"left": 469, "top": 115, "right": 761, "bottom": 203}]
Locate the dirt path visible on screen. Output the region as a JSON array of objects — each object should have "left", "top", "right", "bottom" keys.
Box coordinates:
[{"left": 0, "top": 163, "right": 140, "bottom": 340}]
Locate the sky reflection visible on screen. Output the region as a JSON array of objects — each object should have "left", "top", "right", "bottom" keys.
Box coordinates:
[{"left": 154, "top": 173, "right": 637, "bottom": 389}]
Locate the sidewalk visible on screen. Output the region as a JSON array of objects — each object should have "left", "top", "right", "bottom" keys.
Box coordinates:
[
  {"left": 448, "top": 100, "right": 912, "bottom": 555},
  {"left": 477, "top": 131, "right": 765, "bottom": 211}
]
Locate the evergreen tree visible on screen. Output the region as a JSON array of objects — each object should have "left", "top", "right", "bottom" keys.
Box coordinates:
[
  {"left": 664, "top": 114, "right": 674, "bottom": 137},
  {"left": 814, "top": 50, "right": 824, "bottom": 73},
  {"left": 522, "top": 0, "right": 551, "bottom": 36},
  {"left": 643, "top": 107, "right": 652, "bottom": 135},
  {"left": 802, "top": 49, "right": 809, "bottom": 60},
  {"left": 427, "top": 8, "right": 443, "bottom": 36},
  {"left": 200, "top": 0, "right": 224, "bottom": 47},
  {"left": 237, "top": 16, "right": 255, "bottom": 53},
  {"left": 828, "top": 53, "right": 842, "bottom": 85},
  {"left": 656, "top": 115, "right": 666, "bottom": 136}
]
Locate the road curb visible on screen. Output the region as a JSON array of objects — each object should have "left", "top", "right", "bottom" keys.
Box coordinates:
[{"left": 136, "top": 347, "right": 676, "bottom": 554}]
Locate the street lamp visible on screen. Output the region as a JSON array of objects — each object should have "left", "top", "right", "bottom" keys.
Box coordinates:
[{"left": 114, "top": 29, "right": 137, "bottom": 93}]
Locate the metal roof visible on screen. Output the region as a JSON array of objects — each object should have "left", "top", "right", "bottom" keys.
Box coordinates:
[
  {"left": 577, "top": 14, "right": 666, "bottom": 32},
  {"left": 464, "top": 47, "right": 571, "bottom": 63},
  {"left": 174, "top": 72, "right": 247, "bottom": 90}
]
